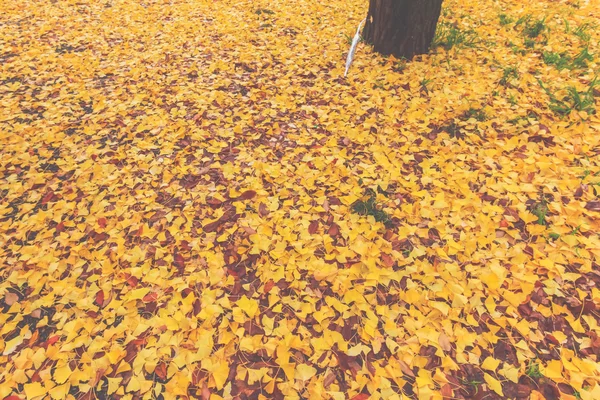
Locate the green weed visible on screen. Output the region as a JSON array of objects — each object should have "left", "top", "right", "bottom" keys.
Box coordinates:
[
  {"left": 572, "top": 46, "right": 594, "bottom": 68},
  {"left": 352, "top": 190, "right": 393, "bottom": 228},
  {"left": 574, "top": 23, "right": 591, "bottom": 42},
  {"left": 523, "top": 17, "right": 547, "bottom": 38},
  {"left": 524, "top": 38, "right": 536, "bottom": 48},
  {"left": 441, "top": 120, "right": 463, "bottom": 139},
  {"left": 433, "top": 22, "right": 478, "bottom": 50},
  {"left": 255, "top": 8, "right": 274, "bottom": 15},
  {"left": 499, "top": 14, "right": 514, "bottom": 26},
  {"left": 420, "top": 77, "right": 432, "bottom": 91},
  {"left": 538, "top": 77, "right": 598, "bottom": 116},
  {"left": 542, "top": 52, "right": 571, "bottom": 70},
  {"left": 500, "top": 65, "right": 519, "bottom": 86},
  {"left": 531, "top": 201, "right": 549, "bottom": 225},
  {"left": 463, "top": 107, "right": 487, "bottom": 121},
  {"left": 526, "top": 362, "right": 543, "bottom": 379}
]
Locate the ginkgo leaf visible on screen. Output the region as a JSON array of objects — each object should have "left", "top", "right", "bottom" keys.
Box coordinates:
[
  {"left": 53, "top": 363, "right": 72, "bottom": 384},
  {"left": 23, "top": 382, "right": 45, "bottom": 399},
  {"left": 295, "top": 364, "right": 317, "bottom": 381},
  {"left": 237, "top": 296, "right": 259, "bottom": 318},
  {"left": 484, "top": 373, "right": 503, "bottom": 396},
  {"left": 212, "top": 362, "right": 230, "bottom": 390},
  {"left": 1, "top": 0, "right": 599, "bottom": 398}
]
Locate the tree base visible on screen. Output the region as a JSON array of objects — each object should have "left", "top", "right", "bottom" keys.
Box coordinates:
[{"left": 363, "top": 0, "right": 443, "bottom": 60}]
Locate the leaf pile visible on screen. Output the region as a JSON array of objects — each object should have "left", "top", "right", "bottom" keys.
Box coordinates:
[{"left": 1, "top": 0, "right": 600, "bottom": 399}]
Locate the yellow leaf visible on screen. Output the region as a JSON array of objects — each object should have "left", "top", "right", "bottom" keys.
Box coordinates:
[
  {"left": 543, "top": 360, "right": 563, "bottom": 380},
  {"left": 237, "top": 296, "right": 259, "bottom": 318},
  {"left": 54, "top": 363, "right": 72, "bottom": 384},
  {"left": 481, "top": 357, "right": 500, "bottom": 371},
  {"left": 126, "top": 376, "right": 141, "bottom": 393},
  {"left": 212, "top": 361, "right": 229, "bottom": 390},
  {"left": 107, "top": 378, "right": 122, "bottom": 395},
  {"left": 2, "top": 336, "right": 23, "bottom": 356},
  {"left": 314, "top": 263, "right": 338, "bottom": 281},
  {"left": 129, "top": 288, "right": 151, "bottom": 300},
  {"left": 294, "top": 364, "right": 316, "bottom": 381},
  {"left": 49, "top": 384, "right": 69, "bottom": 399},
  {"left": 484, "top": 373, "right": 503, "bottom": 396},
  {"left": 24, "top": 382, "right": 46, "bottom": 399}
]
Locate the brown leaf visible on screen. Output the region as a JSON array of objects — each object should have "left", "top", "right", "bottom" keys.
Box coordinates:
[
  {"left": 309, "top": 220, "right": 319, "bottom": 234},
  {"left": 203, "top": 220, "right": 221, "bottom": 233},
  {"left": 398, "top": 360, "right": 415, "bottom": 377},
  {"left": 438, "top": 332, "right": 452, "bottom": 352},
  {"left": 323, "top": 372, "right": 336, "bottom": 387},
  {"left": 201, "top": 383, "right": 211, "bottom": 400},
  {"left": 235, "top": 190, "right": 257, "bottom": 201},
  {"left": 4, "top": 292, "right": 19, "bottom": 306},
  {"left": 441, "top": 383, "right": 454, "bottom": 399},
  {"left": 174, "top": 252, "right": 185, "bottom": 270},
  {"left": 584, "top": 201, "right": 600, "bottom": 211},
  {"left": 258, "top": 203, "right": 269, "bottom": 217},
  {"left": 328, "top": 223, "right": 340, "bottom": 237}
]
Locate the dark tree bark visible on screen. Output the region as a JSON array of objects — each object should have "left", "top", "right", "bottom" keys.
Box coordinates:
[{"left": 363, "top": 0, "right": 443, "bottom": 59}]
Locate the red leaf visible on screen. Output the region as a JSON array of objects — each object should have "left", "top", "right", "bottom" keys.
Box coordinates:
[
  {"left": 94, "top": 291, "right": 105, "bottom": 307},
  {"left": 143, "top": 292, "right": 158, "bottom": 302},
  {"left": 351, "top": 394, "right": 370, "bottom": 400},
  {"left": 55, "top": 222, "right": 65, "bottom": 233},
  {"left": 263, "top": 280, "right": 275, "bottom": 294},
  {"left": 41, "top": 191, "right": 55, "bottom": 205},
  {"left": 155, "top": 362, "right": 167, "bottom": 380},
  {"left": 98, "top": 217, "right": 107, "bottom": 228},
  {"left": 126, "top": 275, "right": 138, "bottom": 287},
  {"left": 308, "top": 220, "right": 319, "bottom": 234},
  {"left": 381, "top": 253, "right": 395, "bottom": 268},
  {"left": 45, "top": 335, "right": 60, "bottom": 346},
  {"left": 236, "top": 190, "right": 257, "bottom": 201},
  {"left": 4, "top": 396, "right": 24, "bottom": 400}
]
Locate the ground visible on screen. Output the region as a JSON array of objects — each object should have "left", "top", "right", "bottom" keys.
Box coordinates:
[{"left": 1, "top": 0, "right": 600, "bottom": 399}]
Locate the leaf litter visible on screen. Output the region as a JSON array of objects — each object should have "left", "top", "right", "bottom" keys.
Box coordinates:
[{"left": 1, "top": 0, "right": 600, "bottom": 399}]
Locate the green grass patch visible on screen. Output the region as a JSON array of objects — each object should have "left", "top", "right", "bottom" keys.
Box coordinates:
[
  {"left": 352, "top": 190, "right": 393, "bottom": 228},
  {"left": 433, "top": 22, "right": 478, "bottom": 50},
  {"left": 526, "top": 362, "right": 543, "bottom": 379},
  {"left": 543, "top": 51, "right": 571, "bottom": 70},
  {"left": 574, "top": 23, "right": 591, "bottom": 42},
  {"left": 523, "top": 17, "right": 547, "bottom": 38},
  {"left": 538, "top": 77, "right": 598, "bottom": 116},
  {"left": 499, "top": 13, "right": 514, "bottom": 26},
  {"left": 572, "top": 46, "right": 594, "bottom": 68},
  {"left": 462, "top": 107, "right": 487, "bottom": 121},
  {"left": 500, "top": 65, "right": 519, "bottom": 86}
]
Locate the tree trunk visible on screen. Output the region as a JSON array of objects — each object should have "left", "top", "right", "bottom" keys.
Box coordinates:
[{"left": 363, "top": 0, "right": 443, "bottom": 60}]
